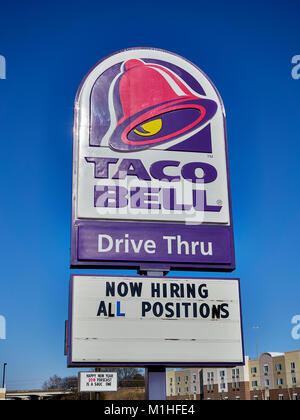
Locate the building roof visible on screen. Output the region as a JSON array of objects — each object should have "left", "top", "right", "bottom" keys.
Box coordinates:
[{"left": 263, "top": 352, "right": 284, "bottom": 358}]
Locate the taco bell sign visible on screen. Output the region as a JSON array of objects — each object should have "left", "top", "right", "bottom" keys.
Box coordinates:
[{"left": 71, "top": 48, "right": 235, "bottom": 271}]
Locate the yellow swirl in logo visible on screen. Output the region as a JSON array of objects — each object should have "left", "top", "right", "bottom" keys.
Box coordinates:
[{"left": 133, "top": 118, "right": 162, "bottom": 136}]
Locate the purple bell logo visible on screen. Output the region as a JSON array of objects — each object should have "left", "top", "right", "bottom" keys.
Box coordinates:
[{"left": 90, "top": 58, "right": 218, "bottom": 153}]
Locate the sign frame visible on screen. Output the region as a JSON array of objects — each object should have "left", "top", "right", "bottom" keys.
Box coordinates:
[
  {"left": 70, "top": 47, "right": 235, "bottom": 272},
  {"left": 67, "top": 274, "right": 245, "bottom": 368}
]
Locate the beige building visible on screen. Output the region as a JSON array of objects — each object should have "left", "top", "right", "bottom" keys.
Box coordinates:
[
  {"left": 166, "top": 368, "right": 201, "bottom": 400},
  {"left": 0, "top": 388, "right": 6, "bottom": 400},
  {"left": 249, "top": 358, "right": 261, "bottom": 394},
  {"left": 166, "top": 350, "right": 300, "bottom": 400},
  {"left": 249, "top": 351, "right": 300, "bottom": 400},
  {"left": 202, "top": 357, "right": 250, "bottom": 400},
  {"left": 284, "top": 351, "right": 300, "bottom": 389}
]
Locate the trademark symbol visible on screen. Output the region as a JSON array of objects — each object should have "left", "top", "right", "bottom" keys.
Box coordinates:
[{"left": 207, "top": 154, "right": 213, "bottom": 159}]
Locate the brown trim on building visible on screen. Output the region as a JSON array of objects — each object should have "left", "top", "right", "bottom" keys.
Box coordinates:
[{"left": 203, "top": 382, "right": 250, "bottom": 400}]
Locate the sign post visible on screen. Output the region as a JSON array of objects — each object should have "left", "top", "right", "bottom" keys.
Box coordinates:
[
  {"left": 146, "top": 367, "right": 166, "bottom": 401},
  {"left": 68, "top": 47, "right": 242, "bottom": 401},
  {"left": 144, "top": 271, "right": 166, "bottom": 401}
]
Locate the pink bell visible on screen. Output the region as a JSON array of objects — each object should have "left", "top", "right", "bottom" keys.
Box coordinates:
[{"left": 109, "top": 59, "right": 217, "bottom": 152}]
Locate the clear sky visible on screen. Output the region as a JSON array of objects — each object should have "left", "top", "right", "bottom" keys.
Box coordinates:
[{"left": 0, "top": 0, "right": 300, "bottom": 390}]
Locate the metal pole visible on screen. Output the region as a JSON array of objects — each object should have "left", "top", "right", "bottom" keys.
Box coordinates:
[
  {"left": 2, "top": 363, "right": 7, "bottom": 388},
  {"left": 146, "top": 367, "right": 166, "bottom": 400},
  {"left": 144, "top": 270, "right": 167, "bottom": 400},
  {"left": 95, "top": 367, "right": 100, "bottom": 400}
]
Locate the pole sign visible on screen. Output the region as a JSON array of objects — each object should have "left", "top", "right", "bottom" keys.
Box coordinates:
[
  {"left": 71, "top": 47, "right": 235, "bottom": 271},
  {"left": 68, "top": 275, "right": 244, "bottom": 367},
  {"left": 78, "top": 372, "right": 117, "bottom": 392}
]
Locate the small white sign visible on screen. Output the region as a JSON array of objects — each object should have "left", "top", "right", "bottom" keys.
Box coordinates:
[
  {"left": 79, "top": 372, "right": 117, "bottom": 392},
  {"left": 69, "top": 275, "right": 244, "bottom": 365}
]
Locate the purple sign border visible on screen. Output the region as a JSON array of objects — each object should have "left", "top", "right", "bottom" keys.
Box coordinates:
[
  {"left": 71, "top": 47, "right": 236, "bottom": 272},
  {"left": 67, "top": 274, "right": 245, "bottom": 368}
]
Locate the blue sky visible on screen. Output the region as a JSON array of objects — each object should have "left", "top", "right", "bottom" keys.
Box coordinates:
[{"left": 0, "top": 0, "right": 300, "bottom": 390}]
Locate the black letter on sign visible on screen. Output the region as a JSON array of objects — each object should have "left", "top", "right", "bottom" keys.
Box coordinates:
[
  {"left": 97, "top": 301, "right": 107, "bottom": 317},
  {"left": 212, "top": 305, "right": 221, "bottom": 319},
  {"left": 199, "top": 303, "right": 210, "bottom": 318},
  {"left": 106, "top": 282, "right": 115, "bottom": 297},
  {"left": 220, "top": 303, "right": 230, "bottom": 319},
  {"left": 142, "top": 302, "right": 152, "bottom": 317}
]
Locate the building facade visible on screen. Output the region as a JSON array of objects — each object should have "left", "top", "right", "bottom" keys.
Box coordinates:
[
  {"left": 250, "top": 351, "right": 300, "bottom": 400},
  {"left": 0, "top": 388, "right": 6, "bottom": 400},
  {"left": 166, "top": 368, "right": 201, "bottom": 400},
  {"left": 202, "top": 357, "right": 250, "bottom": 400},
  {"left": 166, "top": 350, "right": 300, "bottom": 400}
]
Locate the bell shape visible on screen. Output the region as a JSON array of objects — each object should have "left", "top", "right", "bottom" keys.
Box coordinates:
[{"left": 109, "top": 59, "right": 218, "bottom": 152}]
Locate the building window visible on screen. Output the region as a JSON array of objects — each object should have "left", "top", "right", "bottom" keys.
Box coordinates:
[
  {"left": 265, "top": 379, "right": 270, "bottom": 386},
  {"left": 253, "top": 396, "right": 259, "bottom": 400},
  {"left": 236, "top": 382, "right": 240, "bottom": 390},
  {"left": 252, "top": 381, "right": 258, "bottom": 387},
  {"left": 276, "top": 364, "right": 282, "bottom": 371},
  {"left": 291, "top": 362, "right": 295, "bottom": 370},
  {"left": 177, "top": 377, "right": 181, "bottom": 382},
  {"left": 184, "top": 387, "right": 189, "bottom": 392},
  {"left": 251, "top": 367, "right": 257, "bottom": 374},
  {"left": 220, "top": 383, "right": 226, "bottom": 390},
  {"left": 220, "top": 370, "right": 225, "bottom": 377},
  {"left": 232, "top": 369, "right": 235, "bottom": 376},
  {"left": 184, "top": 376, "right": 189, "bottom": 382},
  {"left": 293, "top": 394, "right": 299, "bottom": 401},
  {"left": 170, "top": 388, "right": 173, "bottom": 394},
  {"left": 266, "top": 396, "right": 270, "bottom": 400},
  {"left": 277, "top": 378, "right": 283, "bottom": 386},
  {"left": 264, "top": 365, "right": 269, "bottom": 373},
  {"left": 170, "top": 378, "right": 173, "bottom": 384},
  {"left": 232, "top": 382, "right": 236, "bottom": 389},
  {"left": 279, "top": 395, "right": 284, "bottom": 400},
  {"left": 194, "top": 386, "right": 197, "bottom": 392},
  {"left": 177, "top": 387, "right": 181, "bottom": 393},
  {"left": 292, "top": 377, "right": 297, "bottom": 384},
  {"left": 236, "top": 369, "right": 240, "bottom": 376}
]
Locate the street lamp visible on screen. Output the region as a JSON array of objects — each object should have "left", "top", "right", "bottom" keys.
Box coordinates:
[{"left": 2, "top": 363, "right": 7, "bottom": 388}]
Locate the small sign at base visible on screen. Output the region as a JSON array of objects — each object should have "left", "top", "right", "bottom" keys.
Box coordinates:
[{"left": 78, "top": 372, "right": 117, "bottom": 392}]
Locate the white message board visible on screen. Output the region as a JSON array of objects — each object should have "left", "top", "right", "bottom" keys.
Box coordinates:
[
  {"left": 78, "top": 372, "right": 117, "bottom": 392},
  {"left": 68, "top": 275, "right": 244, "bottom": 366}
]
